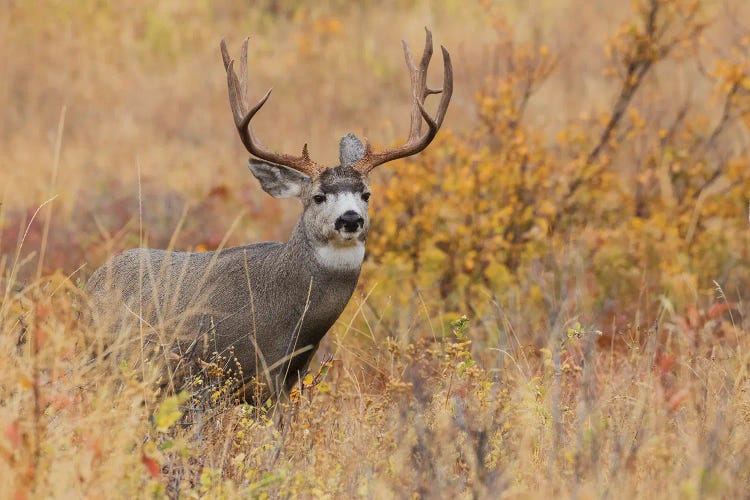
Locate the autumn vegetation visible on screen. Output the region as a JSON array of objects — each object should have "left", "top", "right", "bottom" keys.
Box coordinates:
[{"left": 1, "top": 0, "right": 750, "bottom": 497}]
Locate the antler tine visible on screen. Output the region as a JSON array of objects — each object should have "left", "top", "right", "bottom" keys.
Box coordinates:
[
  {"left": 353, "top": 29, "right": 453, "bottom": 175},
  {"left": 220, "top": 38, "right": 322, "bottom": 177},
  {"left": 402, "top": 27, "right": 433, "bottom": 139},
  {"left": 434, "top": 45, "right": 453, "bottom": 127},
  {"left": 239, "top": 37, "right": 249, "bottom": 103},
  {"left": 220, "top": 38, "right": 232, "bottom": 70}
]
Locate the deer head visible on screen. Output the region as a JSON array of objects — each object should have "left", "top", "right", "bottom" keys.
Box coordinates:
[{"left": 220, "top": 29, "right": 452, "bottom": 264}]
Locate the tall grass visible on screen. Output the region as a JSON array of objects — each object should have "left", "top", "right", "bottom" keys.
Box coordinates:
[{"left": 1, "top": 0, "right": 750, "bottom": 497}]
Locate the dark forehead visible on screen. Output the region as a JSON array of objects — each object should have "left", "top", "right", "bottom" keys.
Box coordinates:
[{"left": 318, "top": 166, "right": 367, "bottom": 193}]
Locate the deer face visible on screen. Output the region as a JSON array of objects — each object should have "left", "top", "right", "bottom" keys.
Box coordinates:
[
  {"left": 305, "top": 166, "right": 370, "bottom": 244},
  {"left": 248, "top": 133, "right": 371, "bottom": 249},
  {"left": 248, "top": 159, "right": 370, "bottom": 243},
  {"left": 247, "top": 133, "right": 374, "bottom": 270}
]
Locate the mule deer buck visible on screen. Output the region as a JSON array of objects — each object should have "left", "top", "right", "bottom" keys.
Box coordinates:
[{"left": 87, "top": 29, "right": 452, "bottom": 402}]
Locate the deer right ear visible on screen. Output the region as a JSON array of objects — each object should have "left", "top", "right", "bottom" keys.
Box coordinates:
[{"left": 248, "top": 159, "right": 310, "bottom": 199}]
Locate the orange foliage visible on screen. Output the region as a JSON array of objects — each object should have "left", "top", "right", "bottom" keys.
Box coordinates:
[{"left": 365, "top": 0, "right": 750, "bottom": 337}]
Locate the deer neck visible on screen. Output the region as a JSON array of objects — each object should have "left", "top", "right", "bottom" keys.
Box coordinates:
[
  {"left": 269, "top": 219, "right": 363, "bottom": 351},
  {"left": 281, "top": 219, "right": 365, "bottom": 280}
]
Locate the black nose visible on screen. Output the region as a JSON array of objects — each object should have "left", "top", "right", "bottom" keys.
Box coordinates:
[{"left": 335, "top": 210, "right": 364, "bottom": 232}]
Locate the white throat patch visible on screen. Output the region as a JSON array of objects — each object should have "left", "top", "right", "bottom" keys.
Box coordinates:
[{"left": 315, "top": 244, "right": 365, "bottom": 271}]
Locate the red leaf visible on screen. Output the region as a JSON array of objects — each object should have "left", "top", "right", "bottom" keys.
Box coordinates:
[
  {"left": 49, "top": 394, "right": 72, "bottom": 412},
  {"left": 656, "top": 353, "right": 675, "bottom": 377},
  {"left": 5, "top": 421, "right": 21, "bottom": 450},
  {"left": 208, "top": 184, "right": 230, "bottom": 198},
  {"left": 32, "top": 328, "right": 47, "bottom": 351},
  {"left": 707, "top": 303, "right": 736, "bottom": 320},
  {"left": 668, "top": 389, "right": 689, "bottom": 410},
  {"left": 141, "top": 453, "right": 161, "bottom": 478},
  {"left": 88, "top": 436, "right": 102, "bottom": 460}
]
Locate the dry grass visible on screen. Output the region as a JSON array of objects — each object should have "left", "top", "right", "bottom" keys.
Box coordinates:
[{"left": 2, "top": 0, "right": 750, "bottom": 498}]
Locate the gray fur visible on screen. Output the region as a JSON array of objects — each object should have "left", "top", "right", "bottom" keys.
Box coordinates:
[
  {"left": 338, "top": 133, "right": 365, "bottom": 167},
  {"left": 87, "top": 164, "right": 371, "bottom": 402},
  {"left": 248, "top": 159, "right": 310, "bottom": 199}
]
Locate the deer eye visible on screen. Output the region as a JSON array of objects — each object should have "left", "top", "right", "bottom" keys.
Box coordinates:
[
  {"left": 313, "top": 194, "right": 327, "bottom": 204},
  {"left": 361, "top": 192, "right": 371, "bottom": 202}
]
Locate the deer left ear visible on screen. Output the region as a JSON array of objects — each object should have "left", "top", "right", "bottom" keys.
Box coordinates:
[{"left": 248, "top": 159, "right": 310, "bottom": 199}]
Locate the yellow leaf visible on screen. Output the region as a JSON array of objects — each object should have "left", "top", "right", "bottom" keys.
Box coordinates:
[
  {"left": 289, "top": 387, "right": 301, "bottom": 403},
  {"left": 153, "top": 392, "right": 188, "bottom": 432}
]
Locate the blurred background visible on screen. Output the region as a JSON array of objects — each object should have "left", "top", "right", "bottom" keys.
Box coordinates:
[
  {"left": 3, "top": 1, "right": 750, "bottom": 496},
  {"left": 2, "top": 0, "right": 750, "bottom": 343}
]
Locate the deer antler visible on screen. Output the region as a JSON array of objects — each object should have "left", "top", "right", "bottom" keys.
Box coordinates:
[
  {"left": 220, "top": 38, "right": 324, "bottom": 178},
  {"left": 352, "top": 28, "right": 453, "bottom": 174}
]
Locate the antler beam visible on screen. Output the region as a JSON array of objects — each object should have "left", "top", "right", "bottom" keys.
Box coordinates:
[
  {"left": 352, "top": 28, "right": 453, "bottom": 174},
  {"left": 220, "top": 38, "right": 323, "bottom": 178}
]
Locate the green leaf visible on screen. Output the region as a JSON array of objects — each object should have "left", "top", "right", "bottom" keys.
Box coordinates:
[{"left": 450, "top": 315, "right": 470, "bottom": 340}]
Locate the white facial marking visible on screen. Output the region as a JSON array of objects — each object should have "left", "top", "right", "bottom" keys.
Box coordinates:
[
  {"left": 315, "top": 244, "right": 365, "bottom": 271},
  {"left": 330, "top": 192, "right": 361, "bottom": 217}
]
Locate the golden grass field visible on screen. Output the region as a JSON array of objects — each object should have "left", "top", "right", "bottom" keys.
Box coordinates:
[{"left": 2, "top": 0, "right": 750, "bottom": 497}]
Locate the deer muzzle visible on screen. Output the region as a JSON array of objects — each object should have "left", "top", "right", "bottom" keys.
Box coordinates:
[{"left": 335, "top": 211, "right": 364, "bottom": 233}]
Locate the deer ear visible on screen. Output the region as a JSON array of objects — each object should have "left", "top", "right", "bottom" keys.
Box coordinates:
[
  {"left": 248, "top": 159, "right": 310, "bottom": 199},
  {"left": 339, "top": 133, "right": 365, "bottom": 167}
]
